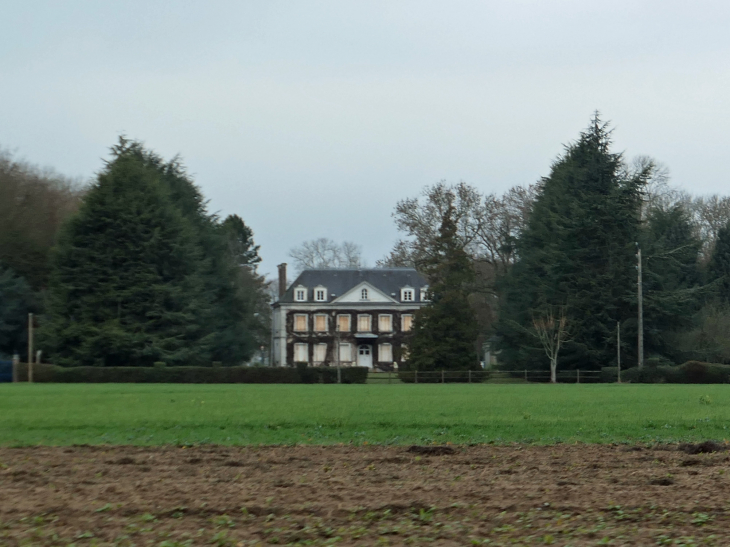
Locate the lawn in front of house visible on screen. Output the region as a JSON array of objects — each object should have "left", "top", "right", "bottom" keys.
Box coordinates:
[{"left": 0, "top": 383, "right": 728, "bottom": 446}]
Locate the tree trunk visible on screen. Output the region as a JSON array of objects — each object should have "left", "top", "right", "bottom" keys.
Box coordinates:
[{"left": 550, "top": 359, "right": 557, "bottom": 383}]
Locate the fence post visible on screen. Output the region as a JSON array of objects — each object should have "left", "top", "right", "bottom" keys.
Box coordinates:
[
  {"left": 576, "top": 369, "right": 580, "bottom": 384},
  {"left": 442, "top": 369, "right": 445, "bottom": 383},
  {"left": 524, "top": 369, "right": 527, "bottom": 381},
  {"left": 12, "top": 354, "right": 19, "bottom": 383},
  {"left": 468, "top": 370, "right": 471, "bottom": 383},
  {"left": 388, "top": 371, "right": 392, "bottom": 384},
  {"left": 415, "top": 370, "right": 418, "bottom": 384}
]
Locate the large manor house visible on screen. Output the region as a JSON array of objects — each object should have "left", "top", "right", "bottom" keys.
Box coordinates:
[{"left": 271, "top": 265, "right": 428, "bottom": 369}]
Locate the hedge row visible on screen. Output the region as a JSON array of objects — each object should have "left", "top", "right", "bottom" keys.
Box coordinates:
[
  {"left": 618, "top": 361, "right": 730, "bottom": 384},
  {"left": 12, "top": 363, "right": 369, "bottom": 384}
]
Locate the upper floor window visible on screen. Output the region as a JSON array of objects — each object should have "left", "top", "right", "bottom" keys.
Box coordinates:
[
  {"left": 420, "top": 287, "right": 429, "bottom": 301},
  {"left": 357, "top": 314, "right": 372, "bottom": 332},
  {"left": 294, "top": 287, "right": 307, "bottom": 302},
  {"left": 314, "top": 314, "right": 328, "bottom": 332},
  {"left": 402, "top": 314, "right": 414, "bottom": 332},
  {"left": 378, "top": 314, "right": 392, "bottom": 332},
  {"left": 401, "top": 288, "right": 414, "bottom": 302},
  {"left": 314, "top": 287, "right": 327, "bottom": 302},
  {"left": 294, "top": 314, "right": 308, "bottom": 332},
  {"left": 361, "top": 288, "right": 369, "bottom": 300},
  {"left": 337, "top": 314, "right": 351, "bottom": 332}
]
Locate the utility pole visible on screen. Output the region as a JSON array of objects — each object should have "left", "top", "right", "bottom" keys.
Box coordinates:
[
  {"left": 617, "top": 321, "right": 621, "bottom": 383},
  {"left": 27, "top": 313, "right": 34, "bottom": 383},
  {"left": 637, "top": 246, "right": 644, "bottom": 369}
]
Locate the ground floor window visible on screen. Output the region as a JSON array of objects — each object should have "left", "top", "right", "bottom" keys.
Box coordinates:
[
  {"left": 378, "top": 343, "right": 393, "bottom": 362},
  {"left": 339, "top": 343, "right": 352, "bottom": 362},
  {"left": 294, "top": 343, "right": 308, "bottom": 363},
  {"left": 313, "top": 343, "right": 327, "bottom": 363}
]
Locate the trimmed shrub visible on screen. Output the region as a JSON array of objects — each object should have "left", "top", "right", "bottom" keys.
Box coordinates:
[
  {"left": 321, "top": 366, "right": 369, "bottom": 384},
  {"left": 681, "top": 361, "right": 730, "bottom": 383},
  {"left": 600, "top": 367, "right": 619, "bottom": 383},
  {"left": 13, "top": 364, "right": 369, "bottom": 384},
  {"left": 620, "top": 361, "right": 730, "bottom": 383}
]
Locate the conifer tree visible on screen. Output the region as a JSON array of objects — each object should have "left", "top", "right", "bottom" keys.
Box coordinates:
[
  {"left": 498, "top": 115, "right": 648, "bottom": 369},
  {"left": 0, "top": 266, "right": 37, "bottom": 358},
  {"left": 43, "top": 142, "right": 210, "bottom": 366},
  {"left": 408, "top": 195, "right": 479, "bottom": 372},
  {"left": 221, "top": 214, "right": 262, "bottom": 268},
  {"left": 42, "top": 138, "right": 264, "bottom": 366}
]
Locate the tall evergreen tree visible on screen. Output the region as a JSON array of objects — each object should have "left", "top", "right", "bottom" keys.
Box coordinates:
[
  {"left": 407, "top": 196, "right": 479, "bottom": 372},
  {"left": 42, "top": 138, "right": 263, "bottom": 366},
  {"left": 0, "top": 265, "right": 37, "bottom": 358},
  {"left": 43, "top": 143, "right": 208, "bottom": 366},
  {"left": 498, "top": 116, "right": 649, "bottom": 370},
  {"left": 221, "top": 214, "right": 262, "bottom": 268}
]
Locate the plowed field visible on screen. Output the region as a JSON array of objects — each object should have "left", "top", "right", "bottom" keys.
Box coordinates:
[{"left": 2, "top": 443, "right": 729, "bottom": 545}]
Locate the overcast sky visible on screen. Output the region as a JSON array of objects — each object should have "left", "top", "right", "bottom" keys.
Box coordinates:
[{"left": 3, "top": 1, "right": 730, "bottom": 277}]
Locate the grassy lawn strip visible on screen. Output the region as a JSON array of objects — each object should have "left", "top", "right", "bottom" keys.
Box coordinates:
[{"left": 0, "top": 383, "right": 728, "bottom": 446}]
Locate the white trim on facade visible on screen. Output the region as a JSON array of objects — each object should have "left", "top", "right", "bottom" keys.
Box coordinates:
[{"left": 333, "top": 281, "right": 397, "bottom": 304}]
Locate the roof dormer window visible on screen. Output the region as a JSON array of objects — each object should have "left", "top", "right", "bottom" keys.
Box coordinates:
[
  {"left": 420, "top": 287, "right": 430, "bottom": 302},
  {"left": 361, "top": 288, "right": 369, "bottom": 300},
  {"left": 401, "top": 287, "right": 414, "bottom": 302},
  {"left": 294, "top": 286, "right": 307, "bottom": 302},
  {"left": 314, "top": 286, "right": 327, "bottom": 302}
]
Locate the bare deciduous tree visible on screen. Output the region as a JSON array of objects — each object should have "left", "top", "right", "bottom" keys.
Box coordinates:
[
  {"left": 629, "top": 156, "right": 730, "bottom": 264},
  {"left": 289, "top": 238, "right": 362, "bottom": 272},
  {"left": 379, "top": 181, "right": 537, "bottom": 272},
  {"left": 0, "top": 149, "right": 85, "bottom": 289},
  {"left": 475, "top": 183, "right": 538, "bottom": 272},
  {"left": 379, "top": 182, "right": 483, "bottom": 267},
  {"left": 531, "top": 305, "right": 571, "bottom": 384},
  {"left": 378, "top": 181, "right": 537, "bottom": 334},
  {"left": 686, "top": 195, "right": 730, "bottom": 263}
]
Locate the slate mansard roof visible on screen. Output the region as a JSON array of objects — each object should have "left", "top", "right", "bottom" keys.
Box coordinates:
[{"left": 278, "top": 268, "right": 428, "bottom": 304}]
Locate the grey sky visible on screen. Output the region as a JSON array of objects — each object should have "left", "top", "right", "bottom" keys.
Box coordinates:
[{"left": 2, "top": 1, "right": 730, "bottom": 277}]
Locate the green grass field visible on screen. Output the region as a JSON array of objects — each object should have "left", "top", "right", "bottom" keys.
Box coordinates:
[{"left": 1, "top": 383, "right": 729, "bottom": 446}]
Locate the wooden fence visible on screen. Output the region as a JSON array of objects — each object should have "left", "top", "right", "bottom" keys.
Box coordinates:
[{"left": 367, "top": 369, "right": 604, "bottom": 384}]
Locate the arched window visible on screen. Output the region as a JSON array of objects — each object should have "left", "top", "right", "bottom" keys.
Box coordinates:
[{"left": 361, "top": 288, "right": 368, "bottom": 300}]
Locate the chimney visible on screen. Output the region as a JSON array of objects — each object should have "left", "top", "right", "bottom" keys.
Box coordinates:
[{"left": 277, "top": 263, "right": 287, "bottom": 299}]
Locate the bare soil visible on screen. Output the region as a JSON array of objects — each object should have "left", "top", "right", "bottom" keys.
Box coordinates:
[{"left": 2, "top": 443, "right": 730, "bottom": 545}]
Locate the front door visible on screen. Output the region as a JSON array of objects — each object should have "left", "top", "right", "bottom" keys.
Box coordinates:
[{"left": 357, "top": 345, "right": 372, "bottom": 368}]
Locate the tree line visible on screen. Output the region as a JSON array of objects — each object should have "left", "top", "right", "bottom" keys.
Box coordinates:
[
  {"left": 5, "top": 116, "right": 730, "bottom": 372},
  {"left": 386, "top": 115, "right": 730, "bottom": 373},
  {"left": 0, "top": 139, "right": 268, "bottom": 366}
]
